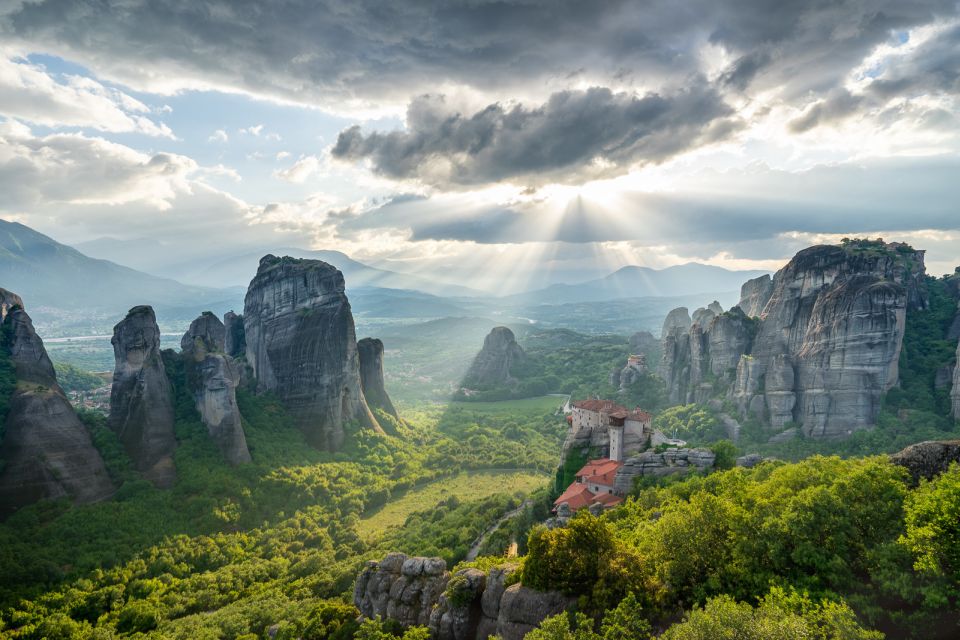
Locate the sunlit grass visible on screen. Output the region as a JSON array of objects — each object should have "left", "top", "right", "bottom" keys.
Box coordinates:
[{"left": 358, "top": 470, "right": 548, "bottom": 539}]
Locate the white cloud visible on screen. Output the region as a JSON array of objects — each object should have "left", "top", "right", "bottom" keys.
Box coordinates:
[
  {"left": 208, "top": 128, "right": 228, "bottom": 143},
  {"left": 0, "top": 121, "right": 193, "bottom": 210},
  {"left": 239, "top": 124, "right": 264, "bottom": 136},
  {"left": 273, "top": 155, "right": 323, "bottom": 183},
  {"left": 0, "top": 54, "right": 173, "bottom": 137}
]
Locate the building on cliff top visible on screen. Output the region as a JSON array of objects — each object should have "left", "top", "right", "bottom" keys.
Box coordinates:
[
  {"left": 569, "top": 398, "right": 652, "bottom": 461},
  {"left": 553, "top": 458, "right": 624, "bottom": 512}
]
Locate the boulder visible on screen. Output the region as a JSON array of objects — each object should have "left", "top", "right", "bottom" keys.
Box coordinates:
[
  {"left": 243, "top": 255, "right": 381, "bottom": 450},
  {"left": 891, "top": 440, "right": 960, "bottom": 483},
  {"left": 496, "top": 584, "right": 573, "bottom": 640},
  {"left": 109, "top": 305, "right": 177, "bottom": 487}
]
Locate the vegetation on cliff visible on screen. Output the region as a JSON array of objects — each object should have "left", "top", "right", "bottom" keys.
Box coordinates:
[{"left": 517, "top": 456, "right": 960, "bottom": 638}]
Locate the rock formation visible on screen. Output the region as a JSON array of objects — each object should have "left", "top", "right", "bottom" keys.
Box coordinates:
[
  {"left": 354, "top": 553, "right": 572, "bottom": 640},
  {"left": 223, "top": 311, "right": 246, "bottom": 359},
  {"left": 661, "top": 241, "right": 927, "bottom": 438},
  {"left": 463, "top": 327, "right": 527, "bottom": 388},
  {"left": 357, "top": 337, "right": 398, "bottom": 418},
  {"left": 613, "top": 447, "right": 715, "bottom": 493},
  {"left": 952, "top": 340, "right": 960, "bottom": 420},
  {"left": 243, "top": 255, "right": 380, "bottom": 450},
  {"left": 629, "top": 330, "right": 657, "bottom": 353},
  {"left": 738, "top": 274, "right": 773, "bottom": 317},
  {"left": 181, "top": 312, "right": 251, "bottom": 464},
  {"left": 616, "top": 354, "right": 648, "bottom": 391},
  {"left": 661, "top": 306, "right": 756, "bottom": 405},
  {"left": 0, "top": 289, "right": 113, "bottom": 517},
  {"left": 890, "top": 440, "right": 960, "bottom": 483},
  {"left": 661, "top": 307, "right": 691, "bottom": 337},
  {"left": 109, "top": 306, "right": 177, "bottom": 487}
]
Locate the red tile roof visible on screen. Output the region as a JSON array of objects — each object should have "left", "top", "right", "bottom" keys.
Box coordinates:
[
  {"left": 572, "top": 399, "right": 627, "bottom": 413},
  {"left": 593, "top": 492, "right": 624, "bottom": 507},
  {"left": 577, "top": 458, "right": 622, "bottom": 486},
  {"left": 628, "top": 408, "right": 652, "bottom": 422},
  {"left": 553, "top": 482, "right": 595, "bottom": 511}
]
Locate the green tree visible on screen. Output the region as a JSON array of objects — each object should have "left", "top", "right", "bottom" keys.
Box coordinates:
[
  {"left": 523, "top": 511, "right": 616, "bottom": 596},
  {"left": 901, "top": 464, "right": 960, "bottom": 597},
  {"left": 709, "top": 440, "right": 738, "bottom": 471}
]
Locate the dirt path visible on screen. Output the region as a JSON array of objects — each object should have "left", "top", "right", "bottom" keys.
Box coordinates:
[{"left": 465, "top": 499, "right": 532, "bottom": 561}]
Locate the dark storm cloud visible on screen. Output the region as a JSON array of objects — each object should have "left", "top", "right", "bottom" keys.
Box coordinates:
[
  {"left": 332, "top": 87, "right": 739, "bottom": 186},
  {"left": 1, "top": 0, "right": 954, "bottom": 107}
]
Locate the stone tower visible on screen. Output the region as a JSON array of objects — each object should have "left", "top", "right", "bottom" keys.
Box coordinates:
[{"left": 609, "top": 424, "right": 624, "bottom": 462}]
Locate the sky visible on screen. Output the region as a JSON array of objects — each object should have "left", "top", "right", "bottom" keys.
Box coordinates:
[{"left": 0, "top": 0, "right": 958, "bottom": 293}]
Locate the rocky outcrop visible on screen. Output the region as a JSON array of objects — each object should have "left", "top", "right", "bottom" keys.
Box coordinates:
[
  {"left": 661, "top": 307, "right": 757, "bottom": 405},
  {"left": 354, "top": 553, "right": 448, "bottom": 628},
  {"left": 0, "top": 290, "right": 113, "bottom": 517},
  {"left": 181, "top": 313, "right": 251, "bottom": 465},
  {"left": 661, "top": 241, "right": 926, "bottom": 438},
  {"left": 738, "top": 274, "right": 773, "bottom": 317},
  {"left": 661, "top": 307, "right": 691, "bottom": 337},
  {"left": 223, "top": 311, "right": 246, "bottom": 359},
  {"left": 109, "top": 306, "right": 177, "bottom": 487},
  {"left": 358, "top": 337, "right": 397, "bottom": 418},
  {"left": 355, "top": 553, "right": 572, "bottom": 640},
  {"left": 613, "top": 448, "right": 715, "bottom": 493},
  {"left": 463, "top": 327, "right": 526, "bottom": 388},
  {"left": 629, "top": 330, "right": 657, "bottom": 353},
  {"left": 243, "top": 255, "right": 380, "bottom": 450},
  {"left": 890, "top": 440, "right": 960, "bottom": 483},
  {"left": 616, "top": 354, "right": 648, "bottom": 391}
]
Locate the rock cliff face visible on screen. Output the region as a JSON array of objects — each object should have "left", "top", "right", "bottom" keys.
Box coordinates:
[
  {"left": 0, "top": 289, "right": 113, "bottom": 516},
  {"left": 613, "top": 448, "right": 715, "bottom": 493},
  {"left": 738, "top": 274, "right": 773, "bottom": 317},
  {"left": 354, "top": 553, "right": 572, "bottom": 640},
  {"left": 661, "top": 307, "right": 756, "bottom": 405},
  {"left": 951, "top": 340, "right": 960, "bottom": 420},
  {"left": 181, "top": 312, "right": 251, "bottom": 464},
  {"left": 463, "top": 327, "right": 526, "bottom": 388},
  {"left": 357, "top": 337, "right": 397, "bottom": 418},
  {"left": 109, "top": 305, "right": 177, "bottom": 487},
  {"left": 243, "top": 255, "right": 380, "bottom": 450},
  {"left": 223, "top": 311, "right": 246, "bottom": 359},
  {"left": 661, "top": 242, "right": 926, "bottom": 438},
  {"left": 661, "top": 307, "right": 691, "bottom": 337}
]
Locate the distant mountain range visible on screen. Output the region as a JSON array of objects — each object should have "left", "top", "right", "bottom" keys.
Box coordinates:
[
  {"left": 76, "top": 238, "right": 481, "bottom": 297},
  {"left": 2, "top": 219, "right": 770, "bottom": 337},
  {"left": 504, "top": 263, "right": 768, "bottom": 304},
  {"left": 0, "top": 220, "right": 241, "bottom": 333}
]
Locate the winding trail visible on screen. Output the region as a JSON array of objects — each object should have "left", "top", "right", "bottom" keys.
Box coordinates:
[{"left": 466, "top": 499, "right": 532, "bottom": 561}]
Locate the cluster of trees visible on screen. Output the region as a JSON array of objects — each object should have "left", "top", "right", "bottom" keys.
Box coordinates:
[
  {"left": 518, "top": 456, "right": 960, "bottom": 638},
  {"left": 0, "top": 354, "right": 564, "bottom": 638}
]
